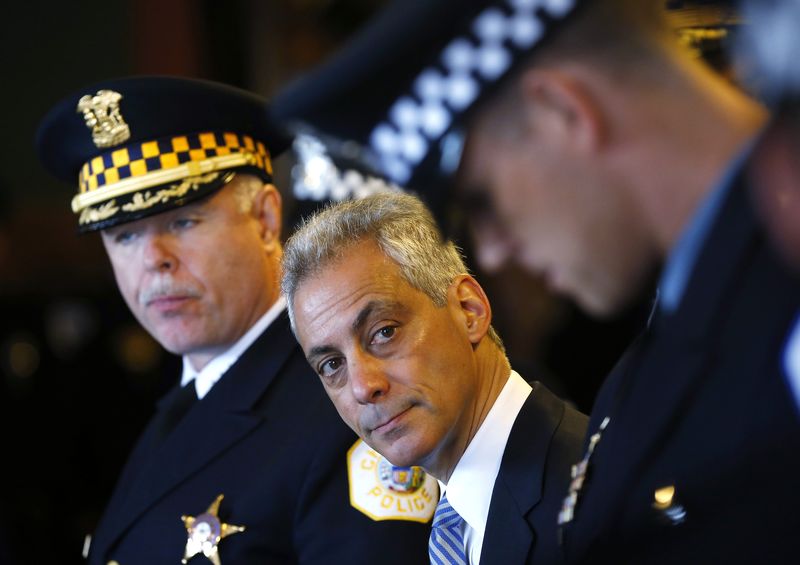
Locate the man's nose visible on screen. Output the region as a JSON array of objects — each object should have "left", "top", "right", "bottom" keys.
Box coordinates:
[
  {"left": 349, "top": 352, "right": 390, "bottom": 405},
  {"left": 142, "top": 234, "right": 177, "bottom": 273}
]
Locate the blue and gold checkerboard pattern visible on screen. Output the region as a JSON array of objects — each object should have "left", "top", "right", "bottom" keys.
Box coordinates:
[{"left": 78, "top": 131, "right": 272, "bottom": 193}]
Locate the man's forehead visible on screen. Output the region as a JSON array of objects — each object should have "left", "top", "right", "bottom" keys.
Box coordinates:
[
  {"left": 295, "top": 252, "right": 416, "bottom": 320},
  {"left": 299, "top": 264, "right": 401, "bottom": 312}
]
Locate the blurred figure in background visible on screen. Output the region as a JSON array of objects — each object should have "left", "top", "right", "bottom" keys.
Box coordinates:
[
  {"left": 737, "top": 0, "right": 800, "bottom": 431},
  {"left": 738, "top": 0, "right": 800, "bottom": 273}
]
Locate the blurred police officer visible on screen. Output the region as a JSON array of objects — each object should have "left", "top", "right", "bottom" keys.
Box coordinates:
[
  {"left": 36, "top": 76, "right": 434, "bottom": 565},
  {"left": 738, "top": 0, "right": 800, "bottom": 273},
  {"left": 737, "top": 0, "right": 800, "bottom": 499},
  {"left": 271, "top": 0, "right": 800, "bottom": 562},
  {"left": 282, "top": 191, "right": 587, "bottom": 564}
]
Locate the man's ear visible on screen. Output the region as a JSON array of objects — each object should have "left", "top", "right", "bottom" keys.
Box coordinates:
[
  {"left": 518, "top": 66, "right": 605, "bottom": 153},
  {"left": 252, "top": 183, "right": 282, "bottom": 253},
  {"left": 450, "top": 274, "right": 492, "bottom": 345}
]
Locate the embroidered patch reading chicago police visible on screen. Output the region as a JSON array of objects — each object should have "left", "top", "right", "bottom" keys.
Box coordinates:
[{"left": 347, "top": 439, "right": 438, "bottom": 522}]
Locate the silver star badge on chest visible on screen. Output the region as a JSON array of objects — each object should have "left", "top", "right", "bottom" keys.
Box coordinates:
[{"left": 181, "top": 494, "right": 245, "bottom": 565}]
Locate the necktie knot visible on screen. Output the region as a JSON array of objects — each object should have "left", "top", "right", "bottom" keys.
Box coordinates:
[
  {"left": 157, "top": 382, "right": 198, "bottom": 442},
  {"left": 432, "top": 497, "right": 463, "bottom": 529},
  {"left": 429, "top": 495, "right": 468, "bottom": 564}
]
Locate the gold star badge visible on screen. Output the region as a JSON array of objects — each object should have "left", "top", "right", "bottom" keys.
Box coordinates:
[{"left": 181, "top": 494, "right": 245, "bottom": 565}]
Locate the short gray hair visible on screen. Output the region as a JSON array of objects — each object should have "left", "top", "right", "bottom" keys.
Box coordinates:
[
  {"left": 282, "top": 191, "right": 503, "bottom": 348},
  {"left": 231, "top": 172, "right": 265, "bottom": 213}
]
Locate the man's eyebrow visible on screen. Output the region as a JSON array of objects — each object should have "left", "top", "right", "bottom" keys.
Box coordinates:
[
  {"left": 352, "top": 300, "right": 405, "bottom": 333},
  {"left": 306, "top": 300, "right": 407, "bottom": 362},
  {"left": 307, "top": 345, "right": 339, "bottom": 363}
]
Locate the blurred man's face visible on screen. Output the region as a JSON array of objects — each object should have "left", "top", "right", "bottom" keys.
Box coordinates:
[
  {"left": 292, "top": 240, "right": 481, "bottom": 474},
  {"left": 738, "top": 0, "right": 800, "bottom": 273},
  {"left": 101, "top": 175, "right": 280, "bottom": 368},
  {"left": 458, "top": 99, "right": 656, "bottom": 317},
  {"left": 749, "top": 115, "right": 800, "bottom": 273}
]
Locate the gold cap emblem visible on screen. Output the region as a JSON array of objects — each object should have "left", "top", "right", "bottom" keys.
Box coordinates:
[{"left": 76, "top": 89, "right": 131, "bottom": 148}]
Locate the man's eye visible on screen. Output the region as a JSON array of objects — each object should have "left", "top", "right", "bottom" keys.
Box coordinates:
[
  {"left": 372, "top": 326, "right": 396, "bottom": 344},
  {"left": 173, "top": 218, "right": 197, "bottom": 230},
  {"left": 319, "top": 358, "right": 344, "bottom": 379},
  {"left": 114, "top": 231, "right": 136, "bottom": 244}
]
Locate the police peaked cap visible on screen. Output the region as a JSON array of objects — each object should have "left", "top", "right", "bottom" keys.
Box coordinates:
[
  {"left": 271, "top": 0, "right": 585, "bottom": 195},
  {"left": 37, "top": 76, "right": 291, "bottom": 233}
]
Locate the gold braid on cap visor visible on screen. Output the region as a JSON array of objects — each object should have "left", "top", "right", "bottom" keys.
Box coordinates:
[{"left": 72, "top": 131, "right": 272, "bottom": 219}]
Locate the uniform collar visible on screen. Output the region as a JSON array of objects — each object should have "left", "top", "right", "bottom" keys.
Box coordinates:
[{"left": 659, "top": 137, "right": 758, "bottom": 313}]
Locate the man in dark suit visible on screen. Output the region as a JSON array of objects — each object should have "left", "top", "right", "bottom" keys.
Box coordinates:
[
  {"left": 281, "top": 191, "right": 587, "bottom": 564},
  {"left": 36, "top": 76, "right": 434, "bottom": 564},
  {"left": 270, "top": 0, "right": 800, "bottom": 562}
]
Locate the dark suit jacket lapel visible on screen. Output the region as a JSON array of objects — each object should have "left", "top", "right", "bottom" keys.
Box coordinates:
[
  {"left": 576, "top": 178, "right": 762, "bottom": 540},
  {"left": 99, "top": 311, "right": 298, "bottom": 549},
  {"left": 481, "top": 383, "right": 565, "bottom": 564}
]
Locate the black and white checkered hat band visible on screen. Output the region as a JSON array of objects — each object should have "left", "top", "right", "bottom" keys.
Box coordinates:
[
  {"left": 292, "top": 134, "right": 401, "bottom": 202},
  {"left": 368, "top": 0, "right": 578, "bottom": 184}
]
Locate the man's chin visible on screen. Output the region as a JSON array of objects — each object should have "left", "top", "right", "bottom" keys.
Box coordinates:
[
  {"left": 366, "top": 439, "right": 422, "bottom": 469},
  {"left": 153, "top": 334, "right": 204, "bottom": 358}
]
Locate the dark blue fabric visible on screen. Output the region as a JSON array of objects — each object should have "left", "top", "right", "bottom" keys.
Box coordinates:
[{"left": 563, "top": 158, "right": 800, "bottom": 564}]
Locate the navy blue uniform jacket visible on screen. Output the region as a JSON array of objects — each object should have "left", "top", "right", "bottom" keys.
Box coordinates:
[
  {"left": 87, "top": 311, "right": 431, "bottom": 564},
  {"left": 564, "top": 162, "right": 800, "bottom": 563},
  {"left": 481, "top": 382, "right": 587, "bottom": 565}
]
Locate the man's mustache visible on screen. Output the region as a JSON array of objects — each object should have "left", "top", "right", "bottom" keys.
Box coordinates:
[{"left": 139, "top": 276, "right": 201, "bottom": 306}]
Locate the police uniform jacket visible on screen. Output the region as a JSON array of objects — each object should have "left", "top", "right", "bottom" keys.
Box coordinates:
[
  {"left": 88, "top": 310, "right": 431, "bottom": 564},
  {"left": 563, "top": 161, "right": 800, "bottom": 564},
  {"left": 481, "top": 382, "right": 587, "bottom": 565}
]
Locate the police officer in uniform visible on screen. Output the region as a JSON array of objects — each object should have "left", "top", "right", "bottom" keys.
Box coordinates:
[
  {"left": 271, "top": 0, "right": 800, "bottom": 562},
  {"left": 738, "top": 0, "right": 800, "bottom": 274},
  {"left": 36, "top": 76, "right": 435, "bottom": 565}
]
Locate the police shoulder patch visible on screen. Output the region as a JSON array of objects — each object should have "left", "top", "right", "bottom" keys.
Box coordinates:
[{"left": 347, "top": 439, "right": 438, "bottom": 522}]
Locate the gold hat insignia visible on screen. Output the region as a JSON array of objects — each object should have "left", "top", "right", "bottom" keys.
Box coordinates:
[{"left": 76, "top": 89, "right": 131, "bottom": 148}]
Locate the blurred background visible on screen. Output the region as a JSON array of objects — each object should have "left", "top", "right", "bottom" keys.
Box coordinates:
[{"left": 0, "top": 1, "right": 745, "bottom": 562}]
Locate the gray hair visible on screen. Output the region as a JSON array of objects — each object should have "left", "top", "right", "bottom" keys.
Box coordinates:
[
  {"left": 231, "top": 172, "right": 265, "bottom": 213},
  {"left": 282, "top": 191, "right": 503, "bottom": 349}
]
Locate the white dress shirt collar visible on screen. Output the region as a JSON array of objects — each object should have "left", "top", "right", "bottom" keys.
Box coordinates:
[
  {"left": 181, "top": 296, "right": 287, "bottom": 399},
  {"left": 442, "top": 370, "right": 533, "bottom": 564}
]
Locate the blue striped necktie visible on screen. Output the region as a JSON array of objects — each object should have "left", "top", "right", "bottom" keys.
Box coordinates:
[{"left": 429, "top": 494, "right": 468, "bottom": 564}]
